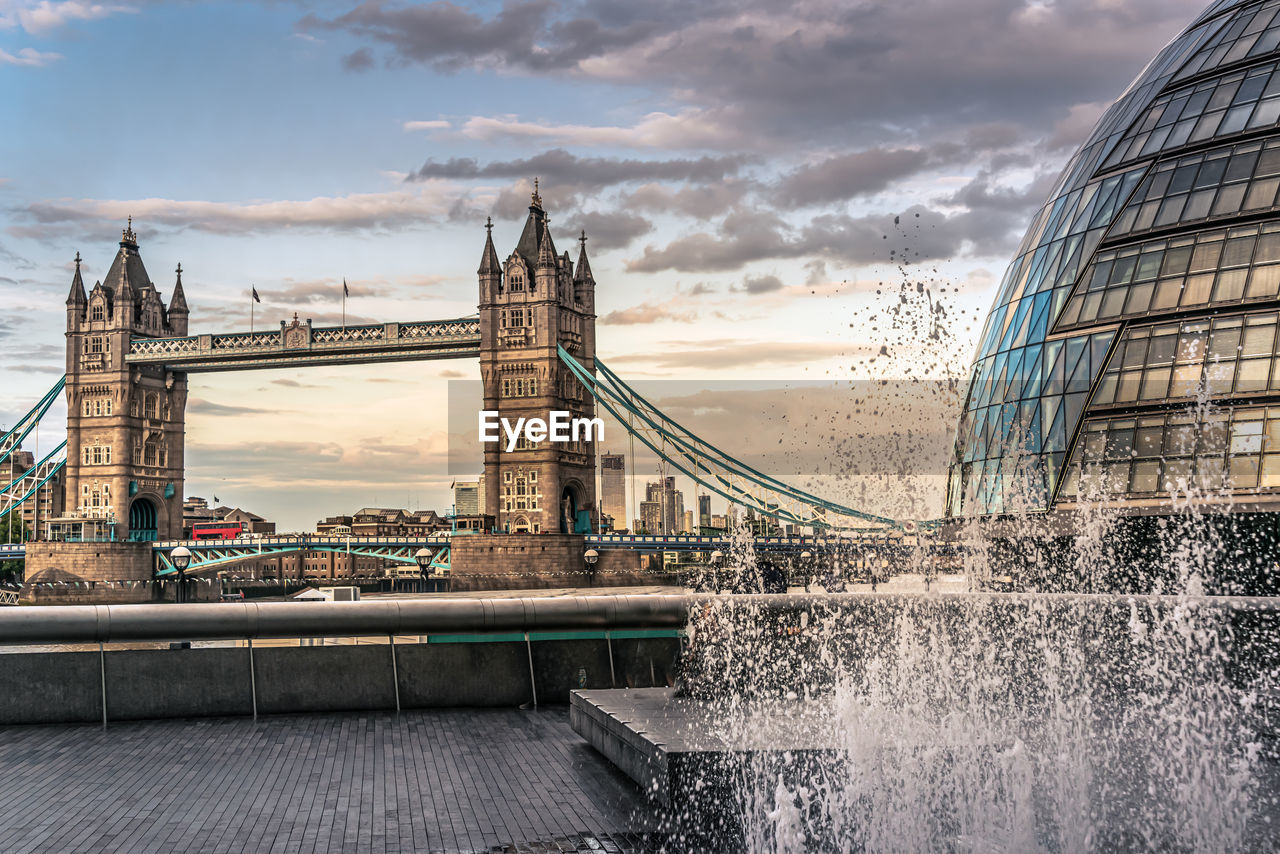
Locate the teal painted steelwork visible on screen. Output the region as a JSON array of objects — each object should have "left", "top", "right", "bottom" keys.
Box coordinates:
[
  {"left": 0, "top": 377, "right": 66, "bottom": 470},
  {"left": 0, "top": 442, "right": 67, "bottom": 522},
  {"left": 559, "top": 346, "right": 925, "bottom": 532},
  {"left": 153, "top": 535, "right": 451, "bottom": 576}
]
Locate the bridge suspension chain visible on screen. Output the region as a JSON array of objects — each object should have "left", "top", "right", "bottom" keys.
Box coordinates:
[
  {"left": 0, "top": 376, "right": 66, "bottom": 470},
  {"left": 0, "top": 441, "right": 67, "bottom": 522},
  {"left": 559, "top": 346, "right": 923, "bottom": 533}
]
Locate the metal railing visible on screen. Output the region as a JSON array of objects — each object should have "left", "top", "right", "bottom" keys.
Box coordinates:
[
  {"left": 0, "top": 595, "right": 697, "bottom": 644},
  {"left": 0, "top": 591, "right": 1276, "bottom": 645}
]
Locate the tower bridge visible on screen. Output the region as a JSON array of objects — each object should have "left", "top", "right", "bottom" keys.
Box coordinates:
[{"left": 2, "top": 191, "right": 918, "bottom": 599}]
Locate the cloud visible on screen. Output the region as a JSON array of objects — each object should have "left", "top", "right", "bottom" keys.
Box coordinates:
[
  {"left": 1, "top": 1, "right": 133, "bottom": 36},
  {"left": 625, "top": 201, "right": 1031, "bottom": 274},
  {"left": 263, "top": 278, "right": 382, "bottom": 304},
  {"left": 455, "top": 108, "right": 737, "bottom": 149},
  {"left": 270, "top": 378, "right": 322, "bottom": 389},
  {"left": 0, "top": 46, "right": 59, "bottom": 66},
  {"left": 299, "top": 0, "right": 672, "bottom": 73},
  {"left": 306, "top": 0, "right": 1207, "bottom": 149},
  {"left": 439, "top": 369, "right": 465, "bottom": 378},
  {"left": 574, "top": 209, "right": 651, "bottom": 250},
  {"left": 623, "top": 181, "right": 750, "bottom": 219},
  {"left": 404, "top": 119, "right": 451, "bottom": 131},
  {"left": 610, "top": 339, "right": 861, "bottom": 370},
  {"left": 740, "top": 273, "right": 783, "bottom": 294},
  {"left": 341, "top": 46, "right": 374, "bottom": 71},
  {"left": 773, "top": 148, "right": 933, "bottom": 208},
  {"left": 407, "top": 148, "right": 749, "bottom": 187},
  {"left": 19, "top": 184, "right": 459, "bottom": 237},
  {"left": 600, "top": 297, "right": 697, "bottom": 325},
  {"left": 187, "top": 398, "right": 278, "bottom": 417}
]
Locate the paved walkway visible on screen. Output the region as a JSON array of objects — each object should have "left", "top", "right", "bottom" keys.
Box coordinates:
[{"left": 0, "top": 709, "right": 661, "bottom": 853}]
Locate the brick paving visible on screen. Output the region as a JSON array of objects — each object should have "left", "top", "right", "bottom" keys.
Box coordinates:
[{"left": 0, "top": 709, "right": 664, "bottom": 854}]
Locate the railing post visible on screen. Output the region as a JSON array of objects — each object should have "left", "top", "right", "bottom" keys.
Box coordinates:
[
  {"left": 247, "top": 638, "right": 258, "bottom": 721},
  {"left": 525, "top": 631, "right": 538, "bottom": 708},
  {"left": 389, "top": 635, "right": 401, "bottom": 713},
  {"left": 99, "top": 641, "right": 107, "bottom": 727}
]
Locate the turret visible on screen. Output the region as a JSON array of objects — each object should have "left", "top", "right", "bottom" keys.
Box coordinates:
[
  {"left": 478, "top": 218, "right": 502, "bottom": 302},
  {"left": 573, "top": 230, "right": 594, "bottom": 308},
  {"left": 66, "top": 251, "right": 86, "bottom": 327},
  {"left": 535, "top": 214, "right": 558, "bottom": 296},
  {"left": 167, "top": 263, "right": 189, "bottom": 336}
]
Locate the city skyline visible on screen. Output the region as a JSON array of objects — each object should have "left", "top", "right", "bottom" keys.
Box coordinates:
[{"left": 0, "top": 0, "right": 1213, "bottom": 529}]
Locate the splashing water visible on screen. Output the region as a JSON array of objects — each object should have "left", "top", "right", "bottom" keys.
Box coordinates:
[{"left": 659, "top": 279, "right": 1276, "bottom": 852}]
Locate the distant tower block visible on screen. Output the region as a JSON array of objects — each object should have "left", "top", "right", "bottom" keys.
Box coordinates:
[
  {"left": 63, "top": 220, "right": 188, "bottom": 541},
  {"left": 478, "top": 186, "right": 599, "bottom": 534}
]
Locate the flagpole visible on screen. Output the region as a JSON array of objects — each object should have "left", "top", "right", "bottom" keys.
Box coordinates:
[
  {"left": 251, "top": 286, "right": 255, "bottom": 333},
  {"left": 342, "top": 278, "right": 347, "bottom": 331}
]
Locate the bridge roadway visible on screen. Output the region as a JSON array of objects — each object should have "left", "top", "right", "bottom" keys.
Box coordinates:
[{"left": 4, "top": 532, "right": 938, "bottom": 573}]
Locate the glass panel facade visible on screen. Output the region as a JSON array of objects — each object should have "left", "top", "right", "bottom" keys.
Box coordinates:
[
  {"left": 1106, "top": 138, "right": 1280, "bottom": 240},
  {"left": 949, "top": 2, "right": 1280, "bottom": 517},
  {"left": 1106, "top": 60, "right": 1280, "bottom": 169},
  {"left": 947, "top": 11, "right": 1229, "bottom": 517},
  {"left": 1057, "top": 220, "right": 1280, "bottom": 328},
  {"left": 1179, "top": 1, "right": 1280, "bottom": 82},
  {"left": 1090, "top": 309, "right": 1280, "bottom": 407},
  {"left": 1059, "top": 404, "right": 1280, "bottom": 498}
]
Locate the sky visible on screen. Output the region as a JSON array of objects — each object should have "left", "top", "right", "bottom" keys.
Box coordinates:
[{"left": 0, "top": 0, "right": 1214, "bottom": 530}]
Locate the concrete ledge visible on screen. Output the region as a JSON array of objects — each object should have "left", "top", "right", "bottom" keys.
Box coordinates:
[
  {"left": 0, "top": 635, "right": 680, "bottom": 725},
  {"left": 105, "top": 647, "right": 253, "bottom": 721},
  {"left": 254, "top": 645, "right": 396, "bottom": 714},
  {"left": 0, "top": 651, "right": 102, "bottom": 725}
]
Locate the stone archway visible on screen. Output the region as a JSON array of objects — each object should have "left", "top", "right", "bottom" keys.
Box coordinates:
[
  {"left": 560, "top": 481, "right": 585, "bottom": 534},
  {"left": 128, "top": 497, "right": 158, "bottom": 542}
]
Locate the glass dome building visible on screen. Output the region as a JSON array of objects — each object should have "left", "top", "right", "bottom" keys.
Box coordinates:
[{"left": 949, "top": 0, "right": 1280, "bottom": 518}]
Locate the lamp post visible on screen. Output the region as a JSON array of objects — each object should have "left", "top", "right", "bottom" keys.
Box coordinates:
[
  {"left": 867, "top": 550, "right": 879, "bottom": 592},
  {"left": 800, "top": 549, "right": 813, "bottom": 593},
  {"left": 170, "top": 546, "right": 191, "bottom": 604},
  {"left": 414, "top": 548, "right": 433, "bottom": 594},
  {"left": 709, "top": 549, "right": 724, "bottom": 592},
  {"left": 584, "top": 548, "right": 599, "bottom": 586}
]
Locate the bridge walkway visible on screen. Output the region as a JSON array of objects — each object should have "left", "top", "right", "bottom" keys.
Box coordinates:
[{"left": 0, "top": 708, "right": 660, "bottom": 853}]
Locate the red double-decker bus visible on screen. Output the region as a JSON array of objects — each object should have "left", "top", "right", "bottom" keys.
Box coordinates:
[{"left": 191, "top": 521, "right": 246, "bottom": 541}]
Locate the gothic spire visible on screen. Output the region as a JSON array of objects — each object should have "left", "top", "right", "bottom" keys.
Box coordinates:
[
  {"left": 537, "top": 215, "right": 557, "bottom": 268},
  {"left": 478, "top": 216, "right": 501, "bottom": 275},
  {"left": 169, "top": 262, "right": 189, "bottom": 314},
  {"left": 574, "top": 230, "right": 595, "bottom": 285},
  {"left": 66, "top": 251, "right": 86, "bottom": 306}
]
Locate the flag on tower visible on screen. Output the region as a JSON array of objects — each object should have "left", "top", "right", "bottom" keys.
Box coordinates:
[
  {"left": 343, "top": 279, "right": 349, "bottom": 297},
  {"left": 251, "top": 286, "right": 261, "bottom": 303}
]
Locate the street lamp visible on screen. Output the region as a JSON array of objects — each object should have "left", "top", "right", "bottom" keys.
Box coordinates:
[
  {"left": 414, "top": 548, "right": 432, "bottom": 578},
  {"left": 170, "top": 546, "right": 192, "bottom": 604},
  {"left": 800, "top": 550, "right": 813, "bottom": 593},
  {"left": 709, "top": 549, "right": 724, "bottom": 592},
  {"left": 584, "top": 548, "right": 599, "bottom": 586}
]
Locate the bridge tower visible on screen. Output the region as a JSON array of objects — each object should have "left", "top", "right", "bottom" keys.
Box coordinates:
[
  {"left": 478, "top": 186, "right": 598, "bottom": 534},
  {"left": 63, "top": 220, "right": 188, "bottom": 541}
]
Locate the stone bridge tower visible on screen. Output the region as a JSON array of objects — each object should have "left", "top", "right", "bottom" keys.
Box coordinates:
[
  {"left": 63, "top": 220, "right": 188, "bottom": 541},
  {"left": 478, "top": 186, "right": 598, "bottom": 534}
]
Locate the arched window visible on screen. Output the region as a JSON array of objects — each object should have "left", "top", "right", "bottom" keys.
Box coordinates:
[
  {"left": 145, "top": 393, "right": 159, "bottom": 420},
  {"left": 91, "top": 304, "right": 104, "bottom": 321},
  {"left": 82, "top": 400, "right": 91, "bottom": 417},
  {"left": 509, "top": 269, "right": 525, "bottom": 292},
  {"left": 105, "top": 400, "right": 112, "bottom": 416}
]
